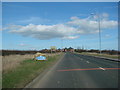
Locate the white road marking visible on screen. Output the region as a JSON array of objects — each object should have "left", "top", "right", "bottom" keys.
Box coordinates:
[
  {"left": 99, "top": 67, "right": 106, "bottom": 70},
  {"left": 57, "top": 81, "right": 60, "bottom": 84},
  {"left": 86, "top": 61, "right": 90, "bottom": 63}
]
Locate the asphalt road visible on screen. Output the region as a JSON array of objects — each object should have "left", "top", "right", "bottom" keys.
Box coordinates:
[{"left": 26, "top": 52, "right": 119, "bottom": 88}]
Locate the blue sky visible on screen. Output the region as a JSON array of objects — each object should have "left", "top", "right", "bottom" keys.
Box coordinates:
[{"left": 2, "top": 2, "right": 118, "bottom": 50}]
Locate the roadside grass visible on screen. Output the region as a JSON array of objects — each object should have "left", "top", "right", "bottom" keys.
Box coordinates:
[
  {"left": 77, "top": 52, "right": 118, "bottom": 59},
  {"left": 0, "top": 74, "right": 1, "bottom": 89},
  {"left": 2, "top": 54, "right": 34, "bottom": 73},
  {"left": 3, "top": 53, "right": 64, "bottom": 88}
]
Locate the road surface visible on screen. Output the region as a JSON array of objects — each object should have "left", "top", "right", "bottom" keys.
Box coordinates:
[{"left": 26, "top": 52, "right": 119, "bottom": 88}]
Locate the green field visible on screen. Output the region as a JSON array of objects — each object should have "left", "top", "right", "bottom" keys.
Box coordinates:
[
  {"left": 3, "top": 53, "right": 64, "bottom": 88},
  {"left": 78, "top": 52, "right": 118, "bottom": 59}
]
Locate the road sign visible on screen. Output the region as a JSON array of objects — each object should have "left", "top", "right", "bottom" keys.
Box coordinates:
[
  {"left": 50, "top": 46, "right": 56, "bottom": 50},
  {"left": 36, "top": 56, "right": 46, "bottom": 60}
]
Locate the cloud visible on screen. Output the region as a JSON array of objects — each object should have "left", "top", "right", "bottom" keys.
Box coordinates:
[
  {"left": 18, "top": 17, "right": 50, "bottom": 24},
  {"left": 5, "top": 13, "right": 117, "bottom": 40},
  {"left": 68, "top": 14, "right": 117, "bottom": 34},
  {"left": 19, "top": 43, "right": 28, "bottom": 46},
  {"left": 62, "top": 36, "right": 79, "bottom": 39},
  {"left": 9, "top": 24, "right": 78, "bottom": 40},
  {"left": 102, "top": 13, "right": 109, "bottom": 18},
  {"left": 30, "top": 47, "right": 36, "bottom": 50},
  {"left": 105, "top": 34, "right": 111, "bottom": 38}
]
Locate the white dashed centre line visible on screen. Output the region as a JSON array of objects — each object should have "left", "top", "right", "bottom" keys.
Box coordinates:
[
  {"left": 81, "top": 59, "right": 83, "bottom": 60},
  {"left": 99, "top": 67, "right": 106, "bottom": 71},
  {"left": 86, "top": 61, "right": 90, "bottom": 63},
  {"left": 57, "top": 81, "right": 60, "bottom": 84}
]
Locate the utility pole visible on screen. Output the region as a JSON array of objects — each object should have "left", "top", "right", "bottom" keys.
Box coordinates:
[
  {"left": 91, "top": 13, "right": 102, "bottom": 54},
  {"left": 61, "top": 39, "right": 63, "bottom": 52},
  {"left": 97, "top": 13, "right": 102, "bottom": 54}
]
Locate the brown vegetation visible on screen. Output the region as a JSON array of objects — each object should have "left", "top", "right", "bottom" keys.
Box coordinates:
[
  {"left": 2, "top": 53, "right": 61, "bottom": 73},
  {"left": 2, "top": 54, "right": 34, "bottom": 73}
]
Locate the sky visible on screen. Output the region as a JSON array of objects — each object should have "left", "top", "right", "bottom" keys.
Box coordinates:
[{"left": 2, "top": 2, "right": 118, "bottom": 50}]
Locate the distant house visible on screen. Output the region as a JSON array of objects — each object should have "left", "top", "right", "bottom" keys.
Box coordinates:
[
  {"left": 63, "top": 47, "right": 74, "bottom": 52},
  {"left": 63, "top": 47, "right": 67, "bottom": 52},
  {"left": 68, "top": 47, "right": 74, "bottom": 52}
]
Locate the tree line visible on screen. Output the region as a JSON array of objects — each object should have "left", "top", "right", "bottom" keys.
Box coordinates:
[
  {"left": 1, "top": 48, "right": 120, "bottom": 56},
  {"left": 75, "top": 49, "right": 119, "bottom": 55}
]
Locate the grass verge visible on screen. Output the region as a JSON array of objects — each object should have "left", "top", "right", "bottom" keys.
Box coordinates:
[
  {"left": 76, "top": 52, "right": 118, "bottom": 59},
  {"left": 3, "top": 53, "right": 64, "bottom": 88}
]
